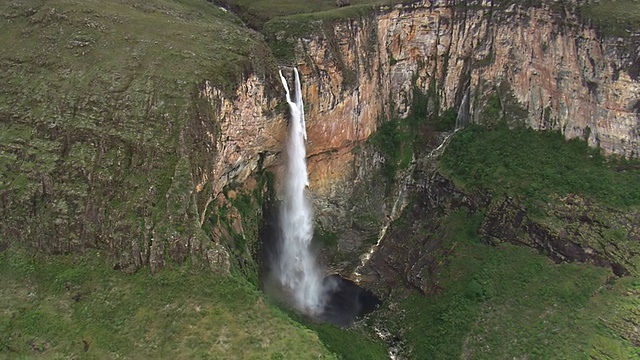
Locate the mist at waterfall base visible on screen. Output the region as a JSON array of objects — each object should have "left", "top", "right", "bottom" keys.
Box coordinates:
[{"left": 260, "top": 69, "right": 380, "bottom": 327}]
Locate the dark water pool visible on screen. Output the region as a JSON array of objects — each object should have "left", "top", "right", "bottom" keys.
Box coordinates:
[
  {"left": 318, "top": 274, "right": 381, "bottom": 326},
  {"left": 259, "top": 206, "right": 381, "bottom": 326}
]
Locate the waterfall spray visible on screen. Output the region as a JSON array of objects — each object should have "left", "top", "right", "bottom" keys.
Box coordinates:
[{"left": 277, "top": 68, "right": 325, "bottom": 315}]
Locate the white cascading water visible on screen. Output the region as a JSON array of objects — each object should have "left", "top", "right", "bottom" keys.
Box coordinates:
[
  {"left": 455, "top": 87, "right": 470, "bottom": 130},
  {"left": 277, "top": 68, "right": 325, "bottom": 315}
]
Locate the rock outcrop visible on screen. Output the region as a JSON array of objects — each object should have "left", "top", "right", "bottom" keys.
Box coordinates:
[{"left": 481, "top": 194, "right": 640, "bottom": 277}]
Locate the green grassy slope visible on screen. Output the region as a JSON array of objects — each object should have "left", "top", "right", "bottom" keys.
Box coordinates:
[
  {"left": 212, "top": 0, "right": 403, "bottom": 30},
  {"left": 440, "top": 125, "right": 640, "bottom": 209},
  {"left": 0, "top": 248, "right": 335, "bottom": 359},
  {"left": 386, "top": 125, "right": 640, "bottom": 359},
  {"left": 578, "top": 0, "right": 640, "bottom": 37},
  {"left": 394, "top": 209, "right": 640, "bottom": 359},
  {"left": 0, "top": 0, "right": 275, "bottom": 268}
]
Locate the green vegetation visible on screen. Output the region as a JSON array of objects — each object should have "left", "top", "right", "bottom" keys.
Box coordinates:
[
  {"left": 474, "top": 83, "right": 530, "bottom": 129},
  {"left": 389, "top": 94, "right": 640, "bottom": 358},
  {"left": 395, "top": 209, "right": 640, "bottom": 359},
  {"left": 214, "top": 0, "right": 408, "bottom": 30},
  {"left": 263, "top": 5, "right": 379, "bottom": 62},
  {"left": 256, "top": 0, "right": 409, "bottom": 65},
  {"left": 434, "top": 108, "right": 457, "bottom": 132},
  {"left": 262, "top": 3, "right": 384, "bottom": 74},
  {"left": 440, "top": 125, "right": 640, "bottom": 208},
  {"left": 578, "top": 0, "right": 640, "bottom": 37},
  {"left": 0, "top": 0, "right": 275, "bottom": 270},
  {"left": 307, "top": 323, "right": 387, "bottom": 360},
  {"left": 201, "top": 172, "right": 276, "bottom": 285},
  {"left": 0, "top": 248, "right": 334, "bottom": 359},
  {"left": 0, "top": 3, "right": 393, "bottom": 358},
  {"left": 284, "top": 310, "right": 388, "bottom": 360},
  {"left": 368, "top": 119, "right": 413, "bottom": 186},
  {"left": 399, "top": 111, "right": 640, "bottom": 358},
  {"left": 314, "top": 228, "right": 339, "bottom": 248},
  {"left": 368, "top": 86, "right": 458, "bottom": 188},
  {"left": 479, "top": 94, "right": 503, "bottom": 126},
  {"left": 215, "top": 0, "right": 640, "bottom": 39},
  {"left": 227, "top": 188, "right": 263, "bottom": 284}
]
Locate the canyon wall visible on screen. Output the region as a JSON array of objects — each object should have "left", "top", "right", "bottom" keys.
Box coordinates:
[
  {"left": 4, "top": 0, "right": 638, "bottom": 272},
  {"left": 0, "top": 0, "right": 286, "bottom": 274},
  {"left": 265, "top": 0, "right": 639, "bottom": 239}
]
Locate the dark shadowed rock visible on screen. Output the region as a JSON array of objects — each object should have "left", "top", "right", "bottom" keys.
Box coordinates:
[{"left": 318, "top": 275, "right": 381, "bottom": 327}]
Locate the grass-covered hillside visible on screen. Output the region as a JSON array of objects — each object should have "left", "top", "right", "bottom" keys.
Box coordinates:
[
  {"left": 0, "top": 0, "right": 276, "bottom": 270},
  {"left": 578, "top": 0, "right": 640, "bottom": 37},
  {"left": 392, "top": 208, "right": 640, "bottom": 359},
  {"left": 385, "top": 124, "right": 640, "bottom": 359},
  {"left": 440, "top": 125, "right": 640, "bottom": 209},
  {"left": 0, "top": 248, "right": 335, "bottom": 359},
  {"left": 212, "top": 0, "right": 401, "bottom": 30}
]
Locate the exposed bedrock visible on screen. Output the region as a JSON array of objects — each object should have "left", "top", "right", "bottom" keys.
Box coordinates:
[
  {"left": 5, "top": 0, "right": 639, "bottom": 273},
  {"left": 267, "top": 0, "right": 639, "bottom": 269}
]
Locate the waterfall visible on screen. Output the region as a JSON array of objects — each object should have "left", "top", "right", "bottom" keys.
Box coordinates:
[
  {"left": 455, "top": 86, "right": 470, "bottom": 130},
  {"left": 277, "top": 68, "right": 325, "bottom": 315}
]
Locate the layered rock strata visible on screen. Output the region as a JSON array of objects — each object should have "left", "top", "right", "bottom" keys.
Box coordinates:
[{"left": 288, "top": 1, "right": 639, "bottom": 229}]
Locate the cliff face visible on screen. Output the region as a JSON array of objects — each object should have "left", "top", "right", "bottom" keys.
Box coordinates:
[
  {"left": 0, "top": 0, "right": 282, "bottom": 273},
  {"left": 4, "top": 0, "right": 638, "bottom": 272},
  {"left": 264, "top": 0, "right": 639, "bottom": 243},
  {"left": 195, "top": 76, "right": 285, "bottom": 222},
  {"left": 457, "top": 5, "right": 640, "bottom": 155}
]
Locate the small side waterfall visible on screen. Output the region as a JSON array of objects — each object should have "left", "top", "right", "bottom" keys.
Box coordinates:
[
  {"left": 276, "top": 68, "right": 325, "bottom": 315},
  {"left": 455, "top": 86, "right": 470, "bottom": 130}
]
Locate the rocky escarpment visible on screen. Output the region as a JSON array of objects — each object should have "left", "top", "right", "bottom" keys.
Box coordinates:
[
  {"left": 3, "top": 0, "right": 638, "bottom": 275},
  {"left": 266, "top": 0, "right": 639, "bottom": 251},
  {"left": 358, "top": 165, "right": 640, "bottom": 297},
  {"left": 0, "top": 0, "right": 286, "bottom": 273},
  {"left": 481, "top": 194, "right": 640, "bottom": 277},
  {"left": 358, "top": 166, "right": 478, "bottom": 293}
]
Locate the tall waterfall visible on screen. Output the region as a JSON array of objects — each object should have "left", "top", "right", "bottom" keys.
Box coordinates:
[{"left": 277, "top": 68, "right": 325, "bottom": 315}]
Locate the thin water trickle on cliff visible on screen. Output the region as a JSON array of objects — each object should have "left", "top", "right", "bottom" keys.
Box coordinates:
[
  {"left": 276, "top": 68, "right": 325, "bottom": 315},
  {"left": 455, "top": 87, "right": 470, "bottom": 130}
]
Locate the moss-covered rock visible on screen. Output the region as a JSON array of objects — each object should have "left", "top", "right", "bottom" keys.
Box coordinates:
[
  {"left": 481, "top": 194, "right": 640, "bottom": 276},
  {"left": 0, "top": 0, "right": 272, "bottom": 271}
]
